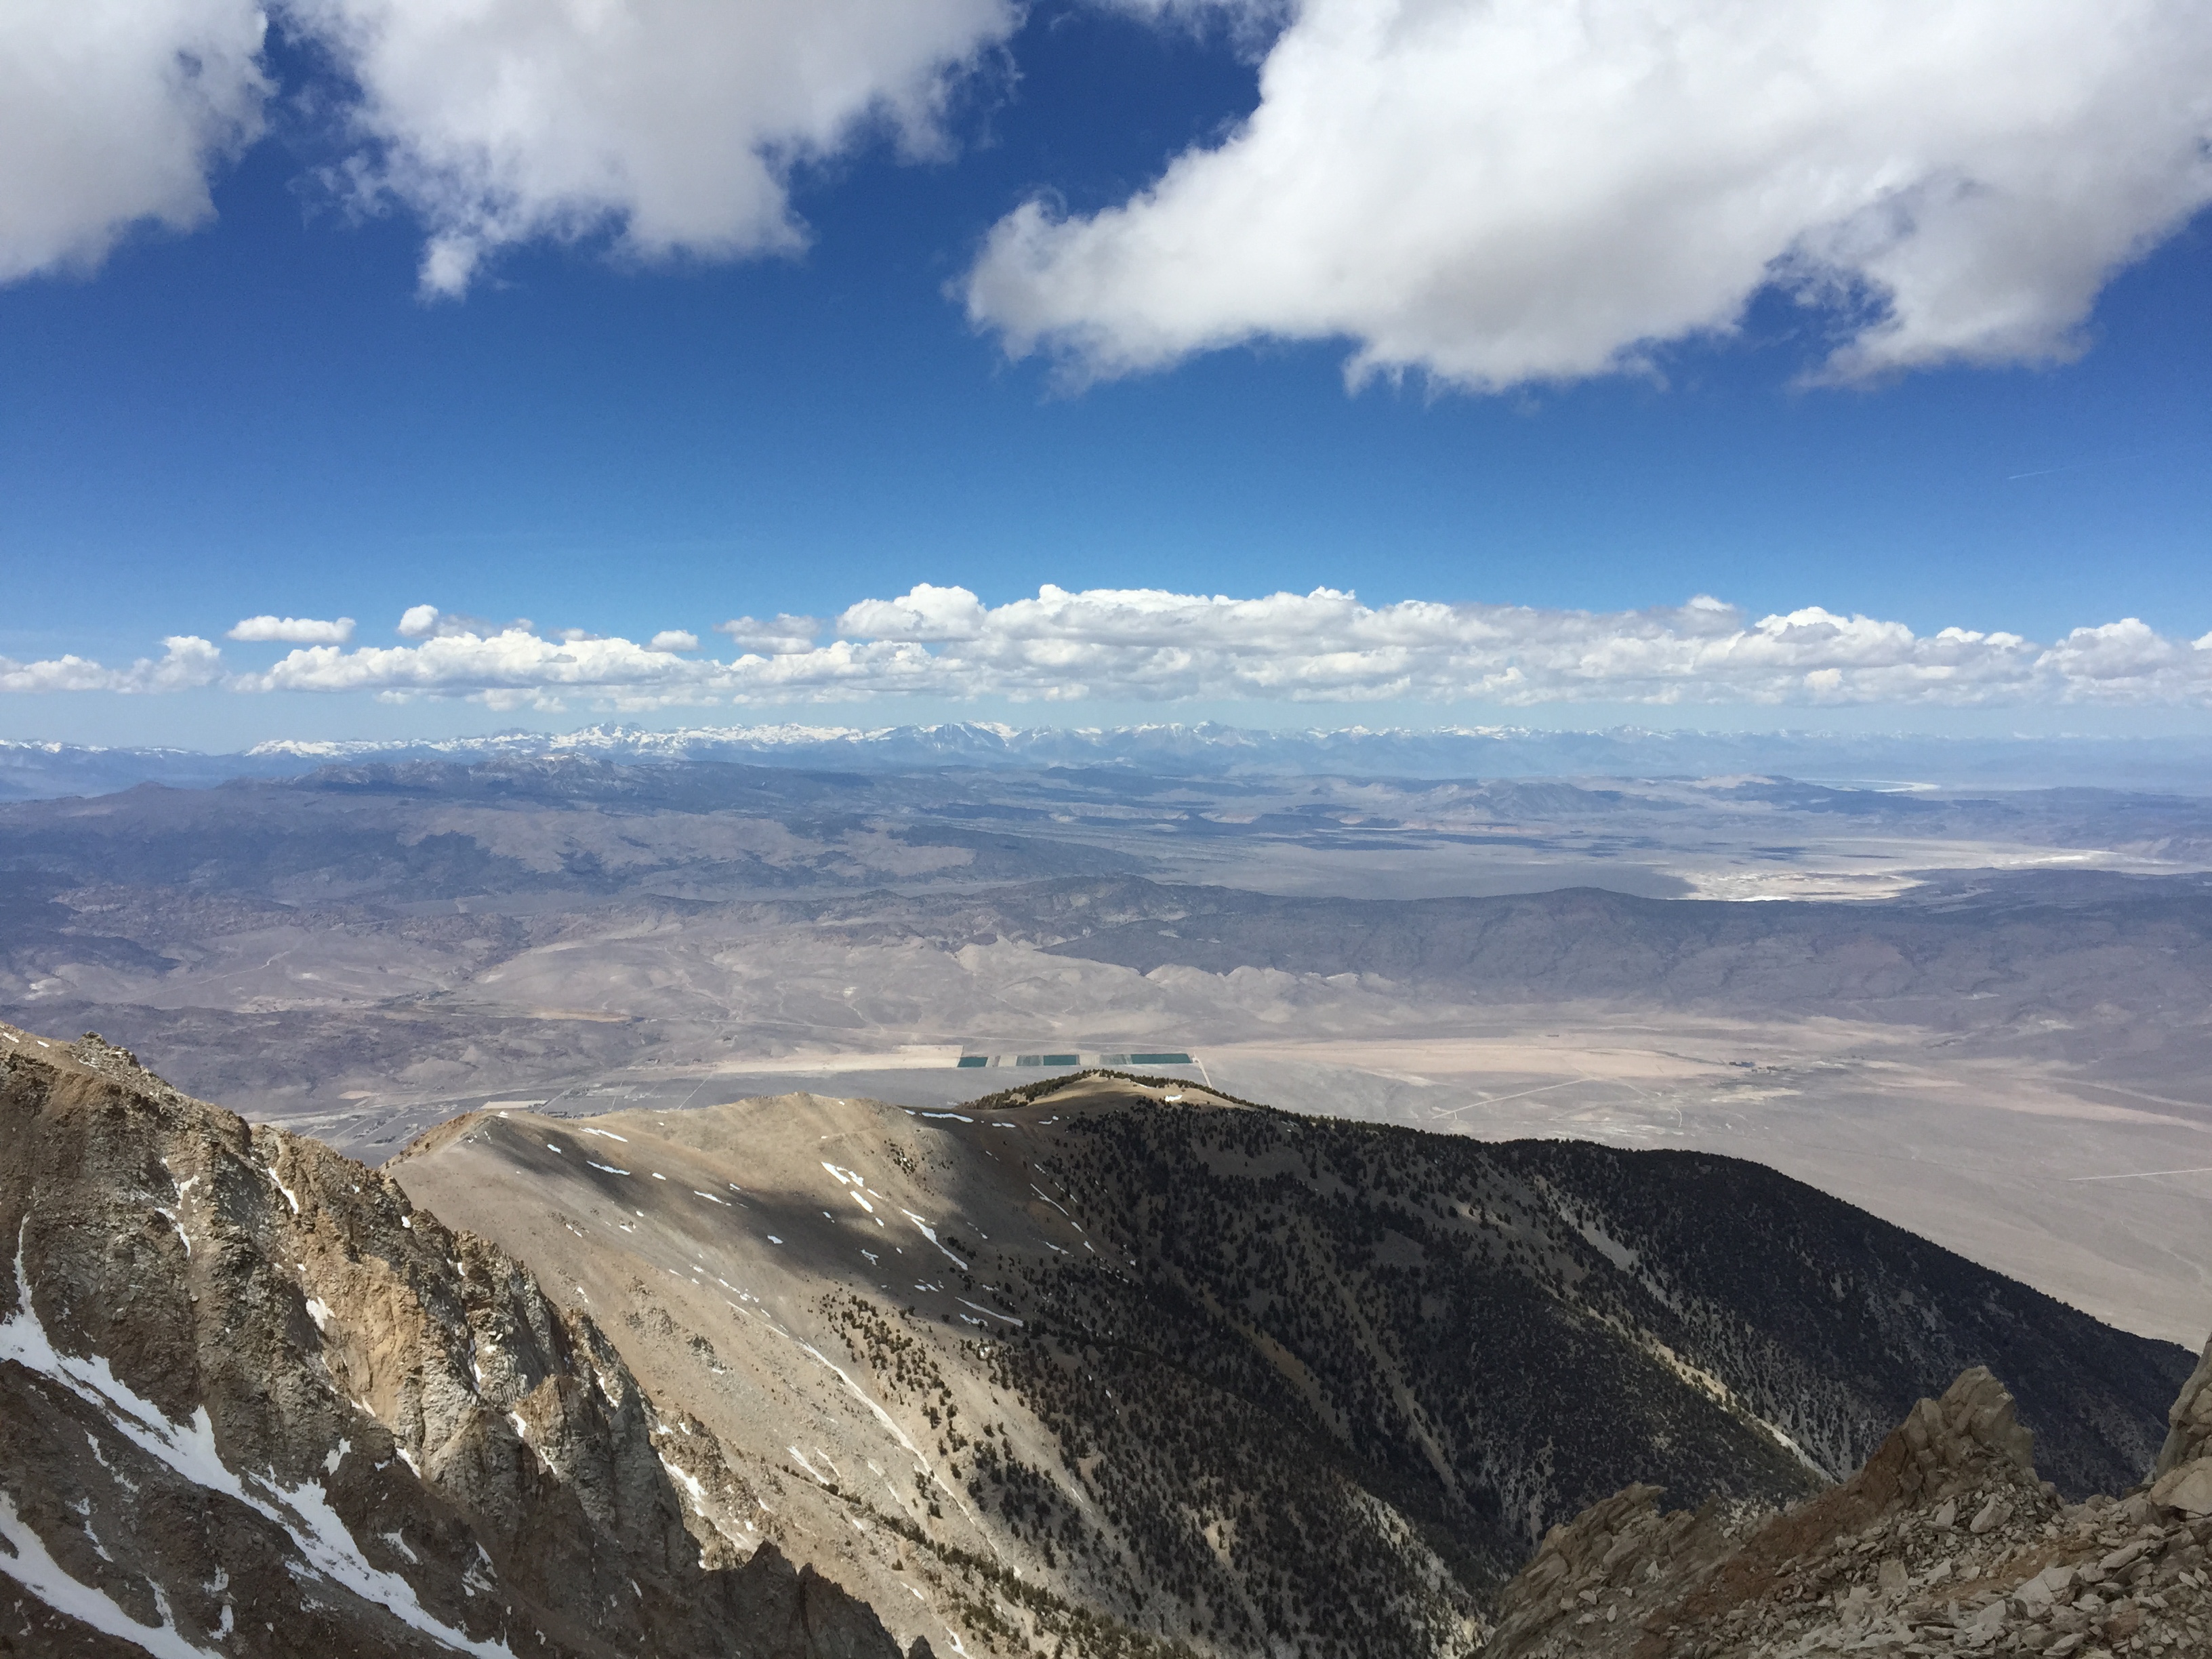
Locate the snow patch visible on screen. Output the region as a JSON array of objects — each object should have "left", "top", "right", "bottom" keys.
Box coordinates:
[
  {"left": 899, "top": 1212, "right": 968, "bottom": 1271},
  {"left": 1, "top": 1225, "right": 515, "bottom": 1656},
  {"left": 0, "top": 1491, "right": 218, "bottom": 1658},
  {"left": 659, "top": 1454, "right": 708, "bottom": 1509},
  {"left": 85, "top": 1432, "right": 140, "bottom": 1494},
  {"left": 1576, "top": 1220, "right": 1638, "bottom": 1273}
]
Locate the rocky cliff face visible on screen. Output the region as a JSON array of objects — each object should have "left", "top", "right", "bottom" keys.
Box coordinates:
[
  {"left": 2150, "top": 1335, "right": 2212, "bottom": 1517},
  {"left": 1484, "top": 1345, "right": 2212, "bottom": 1656},
  {"left": 0, "top": 1023, "right": 915, "bottom": 1659}
]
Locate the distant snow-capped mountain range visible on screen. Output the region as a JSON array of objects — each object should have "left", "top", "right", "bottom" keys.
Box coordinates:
[{"left": 5, "top": 720, "right": 2212, "bottom": 801}]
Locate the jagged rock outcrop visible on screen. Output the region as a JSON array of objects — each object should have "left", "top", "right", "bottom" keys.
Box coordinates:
[
  {"left": 0, "top": 1025, "right": 912, "bottom": 1658},
  {"left": 1483, "top": 1357, "right": 2212, "bottom": 1657},
  {"left": 2150, "top": 1332, "right": 2212, "bottom": 1517}
]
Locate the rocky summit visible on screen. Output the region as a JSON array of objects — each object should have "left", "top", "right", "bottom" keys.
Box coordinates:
[
  {"left": 0, "top": 1021, "right": 2200, "bottom": 1659},
  {"left": 1485, "top": 1349, "right": 2212, "bottom": 1657}
]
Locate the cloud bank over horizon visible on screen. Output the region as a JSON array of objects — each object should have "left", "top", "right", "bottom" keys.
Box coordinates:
[
  {"left": 8, "top": 587, "right": 2212, "bottom": 714},
  {"left": 968, "top": 0, "right": 2212, "bottom": 388}
]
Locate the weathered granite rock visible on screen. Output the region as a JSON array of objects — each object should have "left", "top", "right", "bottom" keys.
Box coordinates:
[
  {"left": 0, "top": 1026, "right": 903, "bottom": 1658},
  {"left": 2150, "top": 1332, "right": 2212, "bottom": 1517},
  {"left": 1481, "top": 1360, "right": 2212, "bottom": 1658}
]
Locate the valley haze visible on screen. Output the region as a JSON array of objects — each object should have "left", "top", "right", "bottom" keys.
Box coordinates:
[{"left": 0, "top": 723, "right": 2206, "bottom": 1355}]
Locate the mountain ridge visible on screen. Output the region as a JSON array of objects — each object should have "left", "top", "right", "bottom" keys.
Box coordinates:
[
  {"left": 386, "top": 1067, "right": 2190, "bottom": 1654},
  {"left": 14, "top": 722, "right": 2212, "bottom": 802},
  {"left": 1482, "top": 1342, "right": 2212, "bottom": 1656}
]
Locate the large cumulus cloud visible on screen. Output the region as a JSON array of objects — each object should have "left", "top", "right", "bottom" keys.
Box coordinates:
[
  {"left": 966, "top": 0, "right": 2212, "bottom": 387},
  {"left": 289, "top": 0, "right": 1021, "bottom": 295},
  {"left": 1, "top": 0, "right": 1019, "bottom": 291},
  {"left": 0, "top": 0, "right": 268, "bottom": 281},
  {"left": 11, "top": 0, "right": 2211, "bottom": 382},
  {"left": 20, "top": 589, "right": 2212, "bottom": 710}
]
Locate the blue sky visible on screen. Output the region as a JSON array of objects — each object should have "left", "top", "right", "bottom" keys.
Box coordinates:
[{"left": 3, "top": 0, "right": 2211, "bottom": 747}]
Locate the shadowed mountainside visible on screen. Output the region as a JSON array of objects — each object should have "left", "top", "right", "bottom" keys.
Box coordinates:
[{"left": 388, "top": 1068, "right": 2191, "bottom": 1657}]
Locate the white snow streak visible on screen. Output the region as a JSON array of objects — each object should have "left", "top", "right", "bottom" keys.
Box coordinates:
[
  {"left": 0, "top": 1492, "right": 218, "bottom": 1658},
  {"left": 900, "top": 1211, "right": 968, "bottom": 1271},
  {"left": 0, "top": 1225, "right": 516, "bottom": 1658}
]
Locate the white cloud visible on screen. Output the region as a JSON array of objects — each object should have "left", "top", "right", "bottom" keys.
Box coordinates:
[
  {"left": 966, "top": 0, "right": 2212, "bottom": 388},
  {"left": 227, "top": 615, "right": 357, "bottom": 644},
  {"left": 0, "top": 0, "right": 268, "bottom": 282},
  {"left": 838, "top": 584, "right": 987, "bottom": 642},
  {"left": 805, "top": 586, "right": 2212, "bottom": 708},
  {"left": 649, "top": 630, "right": 701, "bottom": 653},
  {"left": 239, "top": 623, "right": 716, "bottom": 710},
  {"left": 396, "top": 605, "right": 507, "bottom": 639},
  {"left": 21, "top": 589, "right": 2209, "bottom": 710},
  {"left": 0, "top": 636, "right": 223, "bottom": 694},
  {"left": 287, "top": 0, "right": 1021, "bottom": 295}
]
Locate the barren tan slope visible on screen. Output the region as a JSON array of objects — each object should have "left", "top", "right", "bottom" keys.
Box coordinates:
[{"left": 388, "top": 1080, "right": 1262, "bottom": 1657}]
